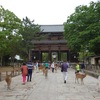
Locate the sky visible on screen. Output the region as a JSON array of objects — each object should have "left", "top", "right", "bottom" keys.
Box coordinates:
[{"left": 0, "top": 0, "right": 99, "bottom": 25}]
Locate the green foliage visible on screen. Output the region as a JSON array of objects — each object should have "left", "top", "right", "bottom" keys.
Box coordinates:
[
  {"left": 0, "top": 6, "right": 23, "bottom": 65},
  {"left": 20, "top": 17, "right": 41, "bottom": 60},
  {"left": 0, "top": 6, "right": 47, "bottom": 64},
  {"left": 42, "top": 53, "right": 49, "bottom": 62},
  {"left": 64, "top": 1, "right": 100, "bottom": 56},
  {"left": 89, "top": 36, "right": 100, "bottom": 55}
]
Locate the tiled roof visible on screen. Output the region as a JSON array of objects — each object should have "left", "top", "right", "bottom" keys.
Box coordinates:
[{"left": 40, "top": 25, "right": 64, "bottom": 32}]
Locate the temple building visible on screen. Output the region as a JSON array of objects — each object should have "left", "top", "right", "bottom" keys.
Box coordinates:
[{"left": 30, "top": 25, "right": 78, "bottom": 62}]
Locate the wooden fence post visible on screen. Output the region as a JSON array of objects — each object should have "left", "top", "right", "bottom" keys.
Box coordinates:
[{"left": 0, "top": 72, "right": 1, "bottom": 81}]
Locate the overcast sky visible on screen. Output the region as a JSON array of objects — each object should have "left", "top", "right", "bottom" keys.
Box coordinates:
[{"left": 0, "top": 0, "right": 98, "bottom": 25}]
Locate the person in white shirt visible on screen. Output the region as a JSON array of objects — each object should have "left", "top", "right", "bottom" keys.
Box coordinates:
[
  {"left": 36, "top": 61, "right": 39, "bottom": 70},
  {"left": 51, "top": 62, "right": 55, "bottom": 73}
]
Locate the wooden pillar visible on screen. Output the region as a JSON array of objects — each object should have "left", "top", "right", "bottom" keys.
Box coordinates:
[
  {"left": 49, "top": 51, "right": 52, "bottom": 62},
  {"left": 38, "top": 46, "right": 42, "bottom": 62},
  {"left": 48, "top": 46, "right": 52, "bottom": 62},
  {"left": 58, "top": 46, "right": 61, "bottom": 61},
  {"left": 58, "top": 51, "right": 61, "bottom": 61}
]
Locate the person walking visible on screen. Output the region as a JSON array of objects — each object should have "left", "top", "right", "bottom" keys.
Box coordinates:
[
  {"left": 61, "top": 61, "right": 68, "bottom": 83},
  {"left": 44, "top": 61, "right": 49, "bottom": 78},
  {"left": 51, "top": 62, "right": 55, "bottom": 73},
  {"left": 80, "top": 61, "right": 85, "bottom": 73},
  {"left": 21, "top": 63, "right": 28, "bottom": 85},
  {"left": 44, "top": 61, "right": 49, "bottom": 69},
  {"left": 36, "top": 61, "right": 39, "bottom": 70},
  {"left": 35, "top": 61, "right": 39, "bottom": 72},
  {"left": 26, "top": 61, "right": 34, "bottom": 82},
  {"left": 75, "top": 62, "right": 80, "bottom": 74}
]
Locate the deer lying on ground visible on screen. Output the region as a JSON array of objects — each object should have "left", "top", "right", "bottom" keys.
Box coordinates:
[
  {"left": 75, "top": 72, "right": 87, "bottom": 84},
  {"left": 5, "top": 73, "right": 12, "bottom": 90}
]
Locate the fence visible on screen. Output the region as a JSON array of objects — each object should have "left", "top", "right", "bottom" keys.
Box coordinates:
[
  {"left": 0, "top": 66, "right": 21, "bottom": 81},
  {"left": 70, "top": 63, "right": 100, "bottom": 78}
]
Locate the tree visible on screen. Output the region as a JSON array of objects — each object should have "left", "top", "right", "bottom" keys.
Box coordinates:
[
  {"left": 20, "top": 17, "right": 42, "bottom": 61},
  {"left": 0, "top": 6, "right": 22, "bottom": 66},
  {"left": 64, "top": 1, "right": 100, "bottom": 59}
]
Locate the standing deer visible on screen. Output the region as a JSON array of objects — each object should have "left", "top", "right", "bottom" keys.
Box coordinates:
[{"left": 75, "top": 73, "right": 87, "bottom": 84}]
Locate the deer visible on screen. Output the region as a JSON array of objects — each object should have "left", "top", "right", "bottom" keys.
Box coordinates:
[
  {"left": 75, "top": 72, "right": 87, "bottom": 84},
  {"left": 5, "top": 72, "right": 12, "bottom": 90}
]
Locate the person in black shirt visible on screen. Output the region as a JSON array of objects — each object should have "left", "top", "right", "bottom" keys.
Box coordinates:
[{"left": 80, "top": 61, "right": 85, "bottom": 73}]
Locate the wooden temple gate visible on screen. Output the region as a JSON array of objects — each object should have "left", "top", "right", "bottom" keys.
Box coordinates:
[{"left": 29, "top": 25, "right": 78, "bottom": 63}]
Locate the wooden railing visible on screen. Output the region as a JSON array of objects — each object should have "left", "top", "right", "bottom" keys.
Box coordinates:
[
  {"left": 0, "top": 67, "right": 21, "bottom": 81},
  {"left": 70, "top": 63, "right": 100, "bottom": 78}
]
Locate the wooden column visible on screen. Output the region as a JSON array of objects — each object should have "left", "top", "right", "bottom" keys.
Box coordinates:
[
  {"left": 48, "top": 46, "right": 52, "bottom": 62},
  {"left": 39, "top": 51, "right": 42, "bottom": 62},
  {"left": 58, "top": 46, "right": 61, "bottom": 61}
]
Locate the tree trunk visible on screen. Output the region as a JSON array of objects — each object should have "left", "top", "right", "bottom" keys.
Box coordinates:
[{"left": 0, "top": 56, "right": 2, "bottom": 66}]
